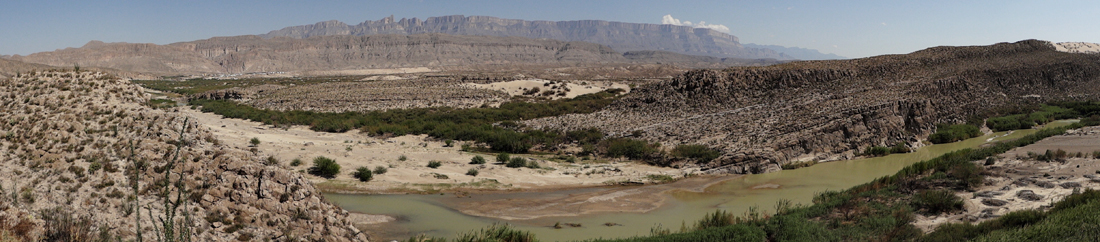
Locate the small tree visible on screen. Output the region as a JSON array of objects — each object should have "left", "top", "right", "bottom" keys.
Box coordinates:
[
  {"left": 352, "top": 167, "right": 372, "bottom": 182},
  {"left": 249, "top": 137, "right": 260, "bottom": 147},
  {"left": 308, "top": 156, "right": 341, "bottom": 179},
  {"left": 470, "top": 156, "right": 486, "bottom": 164},
  {"left": 496, "top": 153, "right": 511, "bottom": 164}
]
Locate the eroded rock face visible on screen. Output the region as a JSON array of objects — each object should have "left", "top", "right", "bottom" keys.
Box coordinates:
[
  {"left": 0, "top": 71, "right": 366, "bottom": 241},
  {"left": 527, "top": 40, "right": 1100, "bottom": 173},
  {"left": 260, "top": 15, "right": 791, "bottom": 60}
]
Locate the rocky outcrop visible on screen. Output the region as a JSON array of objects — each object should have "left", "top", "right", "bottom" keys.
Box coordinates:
[
  {"left": 526, "top": 40, "right": 1100, "bottom": 173},
  {"left": 0, "top": 71, "right": 366, "bottom": 241},
  {"left": 262, "top": 15, "right": 792, "bottom": 60}
]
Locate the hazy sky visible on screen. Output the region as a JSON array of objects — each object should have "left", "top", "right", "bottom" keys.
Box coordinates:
[{"left": 2, "top": 0, "right": 1098, "bottom": 58}]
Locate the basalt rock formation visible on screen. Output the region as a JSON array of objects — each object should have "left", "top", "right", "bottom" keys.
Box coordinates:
[
  {"left": 0, "top": 70, "right": 367, "bottom": 241},
  {"left": 526, "top": 40, "right": 1100, "bottom": 174},
  {"left": 262, "top": 15, "right": 792, "bottom": 60},
  {"left": 7, "top": 34, "right": 780, "bottom": 75}
]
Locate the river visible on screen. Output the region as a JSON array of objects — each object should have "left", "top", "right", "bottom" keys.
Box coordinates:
[{"left": 327, "top": 120, "right": 1075, "bottom": 241}]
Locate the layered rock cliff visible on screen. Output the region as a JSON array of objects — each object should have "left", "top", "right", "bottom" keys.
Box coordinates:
[
  {"left": 7, "top": 34, "right": 778, "bottom": 75},
  {"left": 526, "top": 40, "right": 1100, "bottom": 173},
  {"left": 261, "top": 15, "right": 792, "bottom": 60}
]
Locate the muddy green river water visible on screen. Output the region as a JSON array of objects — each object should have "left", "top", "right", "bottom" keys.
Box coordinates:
[{"left": 326, "top": 121, "right": 1074, "bottom": 241}]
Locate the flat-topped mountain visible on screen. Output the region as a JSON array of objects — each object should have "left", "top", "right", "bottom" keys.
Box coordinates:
[
  {"left": 527, "top": 40, "right": 1100, "bottom": 173},
  {"left": 261, "top": 15, "right": 793, "bottom": 60},
  {"left": 6, "top": 33, "right": 781, "bottom": 75}
]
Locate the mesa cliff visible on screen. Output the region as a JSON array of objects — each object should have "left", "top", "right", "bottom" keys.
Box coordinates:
[
  {"left": 7, "top": 34, "right": 780, "bottom": 75},
  {"left": 527, "top": 40, "right": 1100, "bottom": 173},
  {"left": 262, "top": 15, "right": 792, "bottom": 60}
]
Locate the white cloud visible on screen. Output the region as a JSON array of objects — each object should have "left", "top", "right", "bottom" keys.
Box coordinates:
[{"left": 662, "top": 14, "right": 731, "bottom": 33}]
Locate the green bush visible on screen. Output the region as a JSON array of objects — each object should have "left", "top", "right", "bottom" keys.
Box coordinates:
[
  {"left": 398, "top": 155, "right": 407, "bottom": 161},
  {"left": 427, "top": 161, "right": 442, "bottom": 169},
  {"left": 308, "top": 156, "right": 341, "bottom": 179},
  {"left": 506, "top": 157, "right": 528, "bottom": 168},
  {"left": 912, "top": 190, "right": 964, "bottom": 215},
  {"left": 372, "top": 166, "right": 388, "bottom": 175},
  {"left": 496, "top": 153, "right": 511, "bottom": 164},
  {"left": 290, "top": 158, "right": 302, "bottom": 166},
  {"left": 671, "top": 144, "right": 721, "bottom": 162},
  {"left": 864, "top": 146, "right": 891, "bottom": 156},
  {"left": 352, "top": 167, "right": 372, "bottom": 182},
  {"left": 466, "top": 168, "right": 479, "bottom": 177},
  {"left": 604, "top": 138, "right": 659, "bottom": 159},
  {"left": 470, "top": 156, "right": 486, "bottom": 165},
  {"left": 929, "top": 124, "right": 983, "bottom": 144},
  {"left": 249, "top": 137, "right": 260, "bottom": 146}
]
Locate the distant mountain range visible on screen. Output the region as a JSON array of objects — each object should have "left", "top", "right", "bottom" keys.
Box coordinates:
[
  {"left": 261, "top": 15, "right": 798, "bottom": 60},
  {"left": 5, "top": 34, "right": 782, "bottom": 75},
  {"left": 743, "top": 43, "right": 847, "bottom": 60}
]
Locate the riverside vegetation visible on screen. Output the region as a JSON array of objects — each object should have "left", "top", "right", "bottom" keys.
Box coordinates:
[{"left": 405, "top": 117, "right": 1100, "bottom": 242}]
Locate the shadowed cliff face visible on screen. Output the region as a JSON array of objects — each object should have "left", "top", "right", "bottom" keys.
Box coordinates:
[
  {"left": 261, "top": 15, "right": 792, "bottom": 60},
  {"left": 526, "top": 40, "right": 1100, "bottom": 173}
]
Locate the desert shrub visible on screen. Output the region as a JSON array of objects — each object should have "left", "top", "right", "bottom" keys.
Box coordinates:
[
  {"left": 39, "top": 208, "right": 93, "bottom": 242},
  {"left": 87, "top": 161, "right": 102, "bottom": 174},
  {"left": 466, "top": 168, "right": 479, "bottom": 177},
  {"left": 864, "top": 146, "right": 891, "bottom": 156},
  {"left": 929, "top": 124, "right": 983, "bottom": 144},
  {"left": 249, "top": 137, "right": 260, "bottom": 146},
  {"left": 308, "top": 156, "right": 341, "bottom": 179},
  {"left": 671, "top": 144, "right": 721, "bottom": 162},
  {"left": 912, "top": 190, "right": 963, "bottom": 215},
  {"left": 506, "top": 157, "right": 527, "bottom": 168},
  {"left": 427, "top": 161, "right": 442, "bottom": 169},
  {"left": 469, "top": 155, "right": 486, "bottom": 164},
  {"left": 496, "top": 153, "right": 511, "bottom": 164},
  {"left": 290, "top": 158, "right": 302, "bottom": 166},
  {"left": 603, "top": 138, "right": 659, "bottom": 159},
  {"left": 398, "top": 155, "right": 407, "bottom": 161},
  {"left": 525, "top": 161, "right": 540, "bottom": 169},
  {"left": 264, "top": 156, "right": 279, "bottom": 166},
  {"left": 352, "top": 167, "right": 372, "bottom": 182},
  {"left": 373, "top": 166, "right": 388, "bottom": 175}
]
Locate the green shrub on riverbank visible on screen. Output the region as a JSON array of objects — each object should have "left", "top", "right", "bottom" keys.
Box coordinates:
[{"left": 929, "top": 124, "right": 982, "bottom": 144}]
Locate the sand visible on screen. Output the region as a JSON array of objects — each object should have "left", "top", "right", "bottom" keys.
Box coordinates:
[
  {"left": 465, "top": 79, "right": 630, "bottom": 100},
  {"left": 181, "top": 108, "right": 683, "bottom": 194}
]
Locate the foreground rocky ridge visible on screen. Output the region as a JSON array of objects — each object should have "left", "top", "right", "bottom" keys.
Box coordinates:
[
  {"left": 262, "top": 15, "right": 791, "bottom": 60},
  {"left": 0, "top": 71, "right": 366, "bottom": 241},
  {"left": 527, "top": 40, "right": 1100, "bottom": 173}
]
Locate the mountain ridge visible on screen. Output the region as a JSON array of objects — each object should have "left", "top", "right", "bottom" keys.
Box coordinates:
[
  {"left": 261, "top": 15, "right": 794, "bottom": 60},
  {"left": 6, "top": 33, "right": 783, "bottom": 75}
]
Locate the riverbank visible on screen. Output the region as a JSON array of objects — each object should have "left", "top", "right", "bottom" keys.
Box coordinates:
[{"left": 912, "top": 125, "right": 1100, "bottom": 231}]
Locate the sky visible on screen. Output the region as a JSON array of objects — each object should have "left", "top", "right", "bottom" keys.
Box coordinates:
[{"left": 2, "top": 0, "right": 1099, "bottom": 58}]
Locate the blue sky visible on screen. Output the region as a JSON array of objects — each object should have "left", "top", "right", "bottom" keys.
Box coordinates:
[{"left": 2, "top": 0, "right": 1098, "bottom": 58}]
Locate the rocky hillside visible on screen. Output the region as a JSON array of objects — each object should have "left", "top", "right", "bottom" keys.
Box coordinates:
[
  {"left": 0, "top": 70, "right": 366, "bottom": 241},
  {"left": 261, "top": 15, "right": 792, "bottom": 60},
  {"left": 527, "top": 40, "right": 1100, "bottom": 174},
  {"left": 7, "top": 34, "right": 779, "bottom": 75}
]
